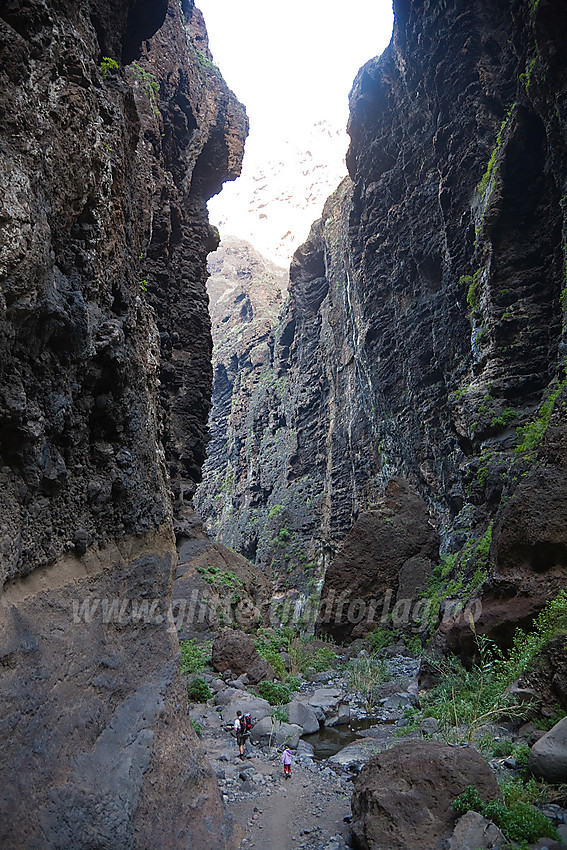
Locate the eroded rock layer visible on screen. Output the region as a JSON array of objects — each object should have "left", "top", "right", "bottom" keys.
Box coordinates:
[
  {"left": 0, "top": 0, "right": 246, "bottom": 846},
  {"left": 196, "top": 0, "right": 567, "bottom": 640}
]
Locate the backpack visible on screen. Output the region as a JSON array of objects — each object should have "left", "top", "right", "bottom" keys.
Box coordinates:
[{"left": 240, "top": 714, "right": 251, "bottom": 734}]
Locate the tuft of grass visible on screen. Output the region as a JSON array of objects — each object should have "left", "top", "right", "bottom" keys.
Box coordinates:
[{"left": 346, "top": 655, "right": 390, "bottom": 712}]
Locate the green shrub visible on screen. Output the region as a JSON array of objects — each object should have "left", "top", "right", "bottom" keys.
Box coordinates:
[
  {"left": 367, "top": 628, "right": 398, "bottom": 652},
  {"left": 492, "top": 739, "right": 514, "bottom": 757},
  {"left": 187, "top": 677, "right": 212, "bottom": 703},
  {"left": 180, "top": 639, "right": 212, "bottom": 675},
  {"left": 190, "top": 717, "right": 203, "bottom": 737},
  {"left": 257, "top": 680, "right": 292, "bottom": 705},
  {"left": 453, "top": 785, "right": 559, "bottom": 844},
  {"left": 289, "top": 637, "right": 337, "bottom": 676},
  {"left": 514, "top": 743, "right": 531, "bottom": 767}
]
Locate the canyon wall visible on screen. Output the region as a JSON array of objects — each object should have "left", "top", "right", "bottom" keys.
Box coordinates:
[
  {"left": 197, "top": 0, "right": 567, "bottom": 641},
  {"left": 0, "top": 0, "right": 246, "bottom": 846}
]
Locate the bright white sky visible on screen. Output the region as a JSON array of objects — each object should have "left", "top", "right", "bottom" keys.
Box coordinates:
[{"left": 196, "top": 0, "right": 394, "bottom": 262}]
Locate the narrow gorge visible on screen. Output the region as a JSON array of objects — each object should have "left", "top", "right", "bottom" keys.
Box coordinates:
[
  {"left": 197, "top": 0, "right": 567, "bottom": 652},
  {"left": 1, "top": 0, "right": 567, "bottom": 848}
]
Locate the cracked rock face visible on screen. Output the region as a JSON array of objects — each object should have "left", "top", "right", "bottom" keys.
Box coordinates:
[
  {"left": 0, "top": 0, "right": 246, "bottom": 846},
  {"left": 196, "top": 0, "right": 567, "bottom": 643}
]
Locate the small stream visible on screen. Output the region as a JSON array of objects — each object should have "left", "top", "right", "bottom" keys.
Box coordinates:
[{"left": 303, "top": 717, "right": 383, "bottom": 759}]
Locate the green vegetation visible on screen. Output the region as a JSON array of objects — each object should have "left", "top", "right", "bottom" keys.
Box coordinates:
[
  {"left": 131, "top": 62, "right": 160, "bottom": 116},
  {"left": 477, "top": 105, "right": 516, "bottom": 199},
  {"left": 197, "top": 565, "right": 244, "bottom": 591},
  {"left": 180, "top": 638, "right": 212, "bottom": 675},
  {"left": 254, "top": 628, "right": 338, "bottom": 680},
  {"left": 345, "top": 655, "right": 390, "bottom": 712},
  {"left": 366, "top": 627, "right": 398, "bottom": 652},
  {"left": 452, "top": 784, "right": 558, "bottom": 844},
  {"left": 190, "top": 717, "right": 203, "bottom": 737},
  {"left": 419, "top": 527, "right": 492, "bottom": 632},
  {"left": 405, "top": 591, "right": 567, "bottom": 741},
  {"left": 99, "top": 56, "right": 119, "bottom": 78},
  {"left": 289, "top": 637, "right": 337, "bottom": 676},
  {"left": 490, "top": 407, "right": 516, "bottom": 429},
  {"left": 520, "top": 56, "right": 537, "bottom": 93},
  {"left": 256, "top": 680, "right": 296, "bottom": 705},
  {"left": 515, "top": 375, "right": 567, "bottom": 455},
  {"left": 267, "top": 504, "right": 285, "bottom": 520},
  {"left": 187, "top": 677, "right": 212, "bottom": 703},
  {"left": 139, "top": 279, "right": 148, "bottom": 293}
]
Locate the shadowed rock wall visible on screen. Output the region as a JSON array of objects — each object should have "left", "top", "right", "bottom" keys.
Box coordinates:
[
  {"left": 0, "top": 0, "right": 246, "bottom": 846},
  {"left": 196, "top": 0, "right": 567, "bottom": 641}
]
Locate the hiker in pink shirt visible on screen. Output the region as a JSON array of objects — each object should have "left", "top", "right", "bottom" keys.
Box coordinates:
[{"left": 282, "top": 746, "right": 292, "bottom": 778}]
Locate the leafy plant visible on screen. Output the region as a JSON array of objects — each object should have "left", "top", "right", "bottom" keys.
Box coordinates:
[
  {"left": 190, "top": 717, "right": 203, "bottom": 737},
  {"left": 187, "top": 677, "right": 212, "bottom": 703},
  {"left": 99, "top": 56, "right": 119, "bottom": 78},
  {"left": 408, "top": 591, "right": 567, "bottom": 742},
  {"left": 453, "top": 784, "right": 558, "bottom": 844},
  {"left": 257, "top": 680, "right": 294, "bottom": 705},
  {"left": 180, "top": 638, "right": 212, "bottom": 675}
]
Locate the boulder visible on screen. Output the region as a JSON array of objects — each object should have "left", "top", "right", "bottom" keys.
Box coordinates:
[
  {"left": 211, "top": 628, "right": 275, "bottom": 684},
  {"left": 528, "top": 717, "right": 567, "bottom": 782},
  {"left": 288, "top": 700, "right": 320, "bottom": 735},
  {"left": 309, "top": 688, "right": 343, "bottom": 715},
  {"left": 447, "top": 811, "right": 506, "bottom": 850},
  {"left": 218, "top": 692, "right": 272, "bottom": 725},
  {"left": 325, "top": 703, "right": 351, "bottom": 727},
  {"left": 350, "top": 740, "right": 502, "bottom": 850},
  {"left": 249, "top": 716, "right": 302, "bottom": 749},
  {"left": 328, "top": 738, "right": 384, "bottom": 774}
]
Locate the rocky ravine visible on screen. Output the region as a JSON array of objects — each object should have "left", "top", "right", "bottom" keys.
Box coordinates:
[
  {"left": 0, "top": 0, "right": 246, "bottom": 846},
  {"left": 196, "top": 0, "right": 567, "bottom": 644}
]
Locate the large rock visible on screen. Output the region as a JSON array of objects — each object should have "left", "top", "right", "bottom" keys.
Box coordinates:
[
  {"left": 173, "top": 514, "right": 273, "bottom": 640},
  {"left": 318, "top": 480, "right": 440, "bottom": 643},
  {"left": 528, "top": 717, "right": 567, "bottom": 782},
  {"left": 218, "top": 692, "right": 272, "bottom": 725},
  {"left": 0, "top": 0, "right": 247, "bottom": 846},
  {"left": 212, "top": 628, "right": 275, "bottom": 684},
  {"left": 288, "top": 700, "right": 320, "bottom": 735},
  {"left": 447, "top": 811, "right": 506, "bottom": 850},
  {"left": 329, "top": 739, "right": 387, "bottom": 774},
  {"left": 249, "top": 716, "right": 302, "bottom": 749},
  {"left": 309, "top": 687, "right": 343, "bottom": 714},
  {"left": 350, "top": 740, "right": 502, "bottom": 850}
]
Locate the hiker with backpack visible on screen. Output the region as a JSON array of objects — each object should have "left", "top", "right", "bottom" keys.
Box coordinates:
[{"left": 234, "top": 710, "right": 251, "bottom": 759}]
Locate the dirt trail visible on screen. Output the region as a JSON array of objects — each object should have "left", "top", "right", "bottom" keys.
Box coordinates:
[
  {"left": 192, "top": 704, "right": 352, "bottom": 850},
  {"left": 226, "top": 755, "right": 351, "bottom": 850}
]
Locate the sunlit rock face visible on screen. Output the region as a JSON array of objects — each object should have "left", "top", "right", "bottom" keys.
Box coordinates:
[
  {"left": 197, "top": 0, "right": 567, "bottom": 641},
  {"left": 0, "top": 0, "right": 246, "bottom": 846}
]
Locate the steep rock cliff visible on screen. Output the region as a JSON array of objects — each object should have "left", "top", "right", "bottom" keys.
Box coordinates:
[
  {"left": 0, "top": 0, "right": 246, "bottom": 846},
  {"left": 197, "top": 0, "right": 567, "bottom": 641}
]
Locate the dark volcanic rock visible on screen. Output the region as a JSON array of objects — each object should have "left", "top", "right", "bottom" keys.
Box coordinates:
[
  {"left": 211, "top": 627, "right": 275, "bottom": 684},
  {"left": 173, "top": 508, "right": 273, "bottom": 639},
  {"left": 197, "top": 0, "right": 567, "bottom": 646},
  {"left": 318, "top": 478, "right": 439, "bottom": 643},
  {"left": 0, "top": 0, "right": 246, "bottom": 847},
  {"left": 350, "top": 740, "right": 502, "bottom": 850}
]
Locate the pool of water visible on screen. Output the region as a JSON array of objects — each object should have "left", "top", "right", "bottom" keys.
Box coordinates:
[{"left": 302, "top": 717, "right": 381, "bottom": 759}]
